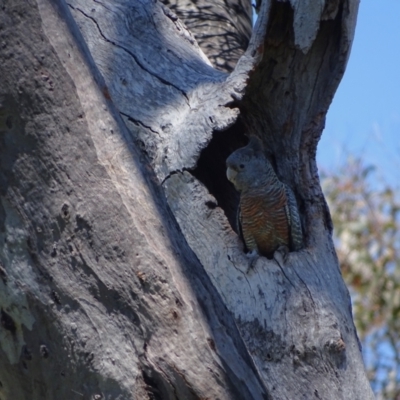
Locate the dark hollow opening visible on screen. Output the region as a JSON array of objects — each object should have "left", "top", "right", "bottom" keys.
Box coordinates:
[{"left": 192, "top": 118, "right": 248, "bottom": 232}]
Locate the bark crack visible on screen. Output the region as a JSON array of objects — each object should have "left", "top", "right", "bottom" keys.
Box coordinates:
[
  {"left": 68, "top": 3, "right": 191, "bottom": 105},
  {"left": 120, "top": 112, "right": 161, "bottom": 135},
  {"left": 227, "top": 254, "right": 254, "bottom": 302},
  {"left": 273, "top": 256, "right": 296, "bottom": 289},
  {"left": 306, "top": 37, "right": 330, "bottom": 117},
  {"left": 293, "top": 258, "right": 317, "bottom": 312}
]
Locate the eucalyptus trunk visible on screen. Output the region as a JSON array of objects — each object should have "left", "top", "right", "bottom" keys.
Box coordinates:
[{"left": 0, "top": 0, "right": 374, "bottom": 399}]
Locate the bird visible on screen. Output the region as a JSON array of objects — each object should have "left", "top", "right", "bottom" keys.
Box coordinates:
[{"left": 226, "top": 136, "right": 303, "bottom": 259}]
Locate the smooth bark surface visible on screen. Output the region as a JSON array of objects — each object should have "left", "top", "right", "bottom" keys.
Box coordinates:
[{"left": 0, "top": 0, "right": 374, "bottom": 399}]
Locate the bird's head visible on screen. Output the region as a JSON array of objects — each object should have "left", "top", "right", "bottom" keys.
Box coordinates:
[{"left": 226, "top": 136, "right": 272, "bottom": 192}]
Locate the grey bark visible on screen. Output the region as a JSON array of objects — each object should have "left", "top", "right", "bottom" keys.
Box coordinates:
[{"left": 0, "top": 0, "right": 374, "bottom": 399}]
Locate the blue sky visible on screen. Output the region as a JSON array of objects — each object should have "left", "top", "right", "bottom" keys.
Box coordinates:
[{"left": 317, "top": 0, "right": 400, "bottom": 188}]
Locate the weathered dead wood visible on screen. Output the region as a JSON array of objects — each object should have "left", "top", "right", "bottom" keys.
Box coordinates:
[
  {"left": 161, "top": 1, "right": 373, "bottom": 398},
  {"left": 0, "top": 0, "right": 374, "bottom": 398},
  {"left": 68, "top": 0, "right": 373, "bottom": 397},
  {"left": 0, "top": 0, "right": 268, "bottom": 398},
  {"left": 67, "top": 0, "right": 267, "bottom": 182}
]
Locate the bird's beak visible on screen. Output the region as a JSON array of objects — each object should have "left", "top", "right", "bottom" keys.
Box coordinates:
[{"left": 226, "top": 167, "right": 237, "bottom": 183}]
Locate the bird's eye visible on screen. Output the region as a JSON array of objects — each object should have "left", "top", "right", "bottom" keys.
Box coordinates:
[{"left": 239, "top": 164, "right": 245, "bottom": 169}]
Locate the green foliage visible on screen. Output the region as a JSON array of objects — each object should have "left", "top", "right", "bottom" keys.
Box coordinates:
[{"left": 322, "top": 157, "right": 400, "bottom": 399}]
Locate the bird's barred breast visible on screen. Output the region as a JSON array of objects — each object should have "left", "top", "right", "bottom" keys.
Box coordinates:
[{"left": 240, "top": 187, "right": 290, "bottom": 257}]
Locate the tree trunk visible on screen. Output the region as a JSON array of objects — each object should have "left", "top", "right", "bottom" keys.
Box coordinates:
[{"left": 0, "top": 0, "right": 374, "bottom": 399}]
